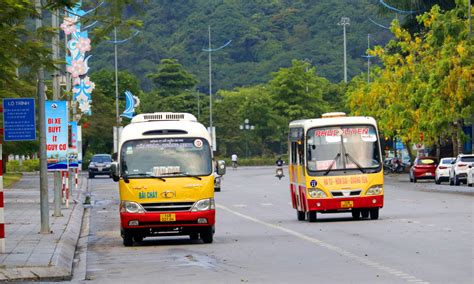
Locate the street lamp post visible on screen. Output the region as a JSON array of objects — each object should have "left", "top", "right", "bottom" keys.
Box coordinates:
[
  {"left": 202, "top": 25, "right": 231, "bottom": 149},
  {"left": 338, "top": 17, "right": 350, "bottom": 83},
  {"left": 239, "top": 119, "right": 255, "bottom": 159},
  {"left": 108, "top": 28, "right": 140, "bottom": 154}
]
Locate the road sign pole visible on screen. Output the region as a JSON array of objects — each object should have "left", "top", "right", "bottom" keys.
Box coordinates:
[{"left": 0, "top": 124, "right": 5, "bottom": 253}]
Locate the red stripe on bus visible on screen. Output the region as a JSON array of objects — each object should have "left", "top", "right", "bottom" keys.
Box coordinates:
[{"left": 0, "top": 224, "right": 4, "bottom": 238}]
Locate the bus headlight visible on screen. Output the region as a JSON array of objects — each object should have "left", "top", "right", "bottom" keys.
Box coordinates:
[
  {"left": 191, "top": 198, "right": 215, "bottom": 212},
  {"left": 308, "top": 188, "right": 327, "bottom": 198},
  {"left": 120, "top": 201, "right": 145, "bottom": 213},
  {"left": 366, "top": 185, "right": 383, "bottom": 195}
]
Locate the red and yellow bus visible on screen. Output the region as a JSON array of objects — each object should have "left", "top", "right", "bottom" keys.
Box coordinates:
[
  {"left": 288, "top": 112, "right": 384, "bottom": 222},
  {"left": 111, "top": 112, "right": 226, "bottom": 246}
]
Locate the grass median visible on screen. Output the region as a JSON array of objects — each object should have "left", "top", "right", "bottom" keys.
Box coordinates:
[{"left": 3, "top": 173, "right": 23, "bottom": 188}]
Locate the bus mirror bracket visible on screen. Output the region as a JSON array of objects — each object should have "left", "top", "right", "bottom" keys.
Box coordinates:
[
  {"left": 111, "top": 162, "right": 120, "bottom": 182},
  {"left": 217, "top": 160, "right": 226, "bottom": 176}
]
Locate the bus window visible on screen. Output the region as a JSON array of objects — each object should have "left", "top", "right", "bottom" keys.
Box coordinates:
[{"left": 306, "top": 125, "right": 381, "bottom": 174}]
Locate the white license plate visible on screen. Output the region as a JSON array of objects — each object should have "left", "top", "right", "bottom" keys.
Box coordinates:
[
  {"left": 425, "top": 172, "right": 432, "bottom": 176},
  {"left": 98, "top": 167, "right": 103, "bottom": 171}
]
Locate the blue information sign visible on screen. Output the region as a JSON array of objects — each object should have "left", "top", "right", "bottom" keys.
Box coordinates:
[{"left": 3, "top": 98, "right": 36, "bottom": 141}]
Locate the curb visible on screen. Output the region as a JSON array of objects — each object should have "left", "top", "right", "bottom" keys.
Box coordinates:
[{"left": 0, "top": 174, "right": 87, "bottom": 282}]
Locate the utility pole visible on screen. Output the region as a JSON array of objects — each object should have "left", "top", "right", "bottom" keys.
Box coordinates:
[
  {"left": 52, "top": 9, "right": 61, "bottom": 217},
  {"left": 338, "top": 17, "right": 350, "bottom": 83},
  {"left": 36, "top": 0, "right": 50, "bottom": 234}
]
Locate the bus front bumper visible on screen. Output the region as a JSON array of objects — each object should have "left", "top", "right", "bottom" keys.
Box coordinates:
[
  {"left": 120, "top": 210, "right": 215, "bottom": 229},
  {"left": 307, "top": 196, "right": 383, "bottom": 212}
]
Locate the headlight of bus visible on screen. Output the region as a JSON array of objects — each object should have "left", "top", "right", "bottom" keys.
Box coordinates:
[
  {"left": 308, "top": 188, "right": 327, "bottom": 198},
  {"left": 366, "top": 185, "right": 383, "bottom": 195},
  {"left": 120, "top": 201, "right": 145, "bottom": 213},
  {"left": 191, "top": 198, "right": 215, "bottom": 212}
]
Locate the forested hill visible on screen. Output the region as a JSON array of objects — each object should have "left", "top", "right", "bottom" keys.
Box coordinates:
[{"left": 92, "top": 0, "right": 393, "bottom": 92}]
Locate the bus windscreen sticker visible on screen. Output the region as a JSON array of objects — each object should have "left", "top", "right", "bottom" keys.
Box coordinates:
[{"left": 194, "top": 139, "right": 203, "bottom": 148}]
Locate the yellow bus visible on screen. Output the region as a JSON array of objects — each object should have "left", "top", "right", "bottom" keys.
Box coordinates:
[
  {"left": 288, "top": 112, "right": 384, "bottom": 222},
  {"left": 111, "top": 112, "right": 226, "bottom": 246}
]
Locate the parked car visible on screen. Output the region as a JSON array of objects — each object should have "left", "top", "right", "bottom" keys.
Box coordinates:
[
  {"left": 409, "top": 156, "right": 438, "bottom": 183},
  {"left": 88, "top": 154, "right": 113, "bottom": 178},
  {"left": 467, "top": 165, "right": 474, "bottom": 187},
  {"left": 435, "top": 157, "right": 455, "bottom": 184},
  {"left": 449, "top": 154, "right": 474, "bottom": 186}
]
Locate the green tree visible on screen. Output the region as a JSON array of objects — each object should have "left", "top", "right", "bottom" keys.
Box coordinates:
[
  {"left": 347, "top": 2, "right": 473, "bottom": 157},
  {"left": 83, "top": 70, "right": 141, "bottom": 156},
  {"left": 269, "top": 59, "right": 329, "bottom": 123},
  {"left": 147, "top": 59, "right": 198, "bottom": 97}
]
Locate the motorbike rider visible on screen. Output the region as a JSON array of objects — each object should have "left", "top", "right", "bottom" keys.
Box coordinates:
[
  {"left": 275, "top": 157, "right": 284, "bottom": 179},
  {"left": 276, "top": 157, "right": 284, "bottom": 167},
  {"left": 231, "top": 153, "right": 238, "bottom": 169}
]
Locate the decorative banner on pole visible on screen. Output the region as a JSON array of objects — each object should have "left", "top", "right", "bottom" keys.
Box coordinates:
[
  {"left": 45, "top": 101, "right": 69, "bottom": 171},
  {"left": 62, "top": 1, "right": 94, "bottom": 116},
  {"left": 68, "top": 121, "right": 79, "bottom": 168},
  {"left": 120, "top": 90, "right": 140, "bottom": 119}
]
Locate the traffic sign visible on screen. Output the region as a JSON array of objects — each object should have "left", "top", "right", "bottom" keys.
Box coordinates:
[{"left": 3, "top": 98, "right": 36, "bottom": 141}]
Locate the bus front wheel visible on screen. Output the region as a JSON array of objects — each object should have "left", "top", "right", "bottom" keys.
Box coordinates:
[
  {"left": 352, "top": 209, "right": 361, "bottom": 220},
  {"left": 297, "top": 210, "right": 305, "bottom": 221},
  {"left": 307, "top": 211, "right": 317, "bottom": 222},
  {"left": 122, "top": 230, "right": 133, "bottom": 247},
  {"left": 370, "top": 208, "right": 379, "bottom": 220},
  {"left": 361, "top": 209, "right": 369, "bottom": 219},
  {"left": 201, "top": 226, "right": 214, "bottom": 243}
]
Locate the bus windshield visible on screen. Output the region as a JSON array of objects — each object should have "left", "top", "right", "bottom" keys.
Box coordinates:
[
  {"left": 120, "top": 138, "right": 212, "bottom": 177},
  {"left": 306, "top": 125, "right": 381, "bottom": 175}
]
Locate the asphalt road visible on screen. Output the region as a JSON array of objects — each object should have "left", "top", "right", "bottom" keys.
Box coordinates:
[{"left": 76, "top": 167, "right": 473, "bottom": 284}]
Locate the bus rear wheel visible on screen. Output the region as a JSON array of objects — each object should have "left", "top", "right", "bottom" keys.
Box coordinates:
[
  {"left": 297, "top": 210, "right": 305, "bottom": 221},
  {"left": 307, "top": 211, "right": 317, "bottom": 222}
]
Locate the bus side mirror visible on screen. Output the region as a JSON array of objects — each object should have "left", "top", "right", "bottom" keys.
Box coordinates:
[
  {"left": 216, "top": 160, "right": 226, "bottom": 176},
  {"left": 111, "top": 162, "right": 120, "bottom": 182}
]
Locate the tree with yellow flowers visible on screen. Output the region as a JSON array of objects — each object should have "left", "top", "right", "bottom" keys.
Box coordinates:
[{"left": 346, "top": 0, "right": 473, "bottom": 158}]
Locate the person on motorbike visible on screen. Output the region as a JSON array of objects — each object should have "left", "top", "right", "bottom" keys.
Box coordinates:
[
  {"left": 276, "top": 157, "right": 284, "bottom": 167},
  {"left": 275, "top": 157, "right": 284, "bottom": 179},
  {"left": 231, "top": 153, "right": 238, "bottom": 169}
]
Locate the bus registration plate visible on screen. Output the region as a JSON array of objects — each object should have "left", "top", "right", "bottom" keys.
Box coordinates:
[
  {"left": 160, "top": 213, "right": 176, "bottom": 222},
  {"left": 341, "top": 201, "right": 353, "bottom": 208}
]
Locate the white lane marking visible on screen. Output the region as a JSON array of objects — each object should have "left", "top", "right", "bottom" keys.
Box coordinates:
[
  {"left": 260, "top": 203, "right": 273, "bottom": 206},
  {"left": 233, "top": 204, "right": 247, "bottom": 208},
  {"left": 218, "top": 204, "right": 428, "bottom": 284},
  {"left": 97, "top": 210, "right": 108, "bottom": 214}
]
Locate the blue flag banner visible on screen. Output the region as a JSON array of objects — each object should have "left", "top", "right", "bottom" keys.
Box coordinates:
[{"left": 45, "top": 101, "right": 69, "bottom": 171}]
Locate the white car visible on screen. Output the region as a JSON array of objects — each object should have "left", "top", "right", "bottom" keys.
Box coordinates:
[
  {"left": 435, "top": 157, "right": 455, "bottom": 184},
  {"left": 449, "top": 154, "right": 474, "bottom": 186},
  {"left": 467, "top": 166, "right": 474, "bottom": 187}
]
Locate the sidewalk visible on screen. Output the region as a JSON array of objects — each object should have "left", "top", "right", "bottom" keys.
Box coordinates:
[{"left": 0, "top": 172, "right": 87, "bottom": 282}]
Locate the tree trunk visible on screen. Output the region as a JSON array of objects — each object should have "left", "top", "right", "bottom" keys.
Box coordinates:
[
  {"left": 452, "top": 135, "right": 458, "bottom": 156},
  {"left": 457, "top": 119, "right": 464, "bottom": 155}
]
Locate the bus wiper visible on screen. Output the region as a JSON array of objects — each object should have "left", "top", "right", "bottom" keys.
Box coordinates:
[
  {"left": 175, "top": 172, "right": 202, "bottom": 180},
  {"left": 345, "top": 153, "right": 366, "bottom": 173},
  {"left": 126, "top": 173, "right": 166, "bottom": 182},
  {"left": 324, "top": 153, "right": 341, "bottom": 176}
]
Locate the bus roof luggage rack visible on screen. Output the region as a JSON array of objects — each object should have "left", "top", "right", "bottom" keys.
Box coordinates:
[{"left": 132, "top": 112, "right": 197, "bottom": 123}]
